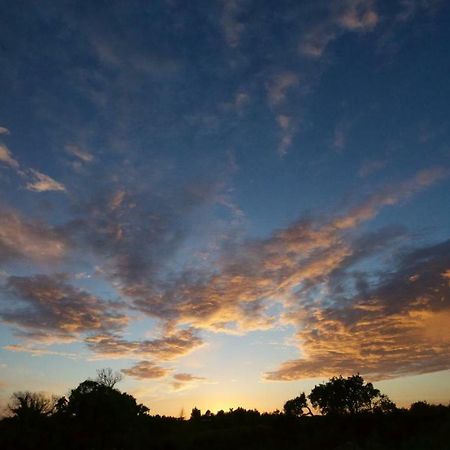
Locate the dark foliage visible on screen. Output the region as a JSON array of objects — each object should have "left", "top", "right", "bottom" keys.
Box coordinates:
[
  {"left": 308, "top": 374, "right": 392, "bottom": 416},
  {"left": 1, "top": 372, "right": 449, "bottom": 450}
]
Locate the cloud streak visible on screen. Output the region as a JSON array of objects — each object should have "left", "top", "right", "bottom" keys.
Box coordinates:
[
  {"left": 26, "top": 169, "right": 66, "bottom": 192},
  {"left": 0, "top": 144, "right": 19, "bottom": 169}
]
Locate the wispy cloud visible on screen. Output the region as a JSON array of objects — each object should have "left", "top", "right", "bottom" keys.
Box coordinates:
[
  {"left": 0, "top": 127, "right": 10, "bottom": 135},
  {"left": 221, "top": 0, "right": 248, "bottom": 48},
  {"left": 0, "top": 144, "right": 66, "bottom": 192},
  {"left": 277, "top": 115, "right": 299, "bottom": 157},
  {"left": 65, "top": 144, "right": 93, "bottom": 163},
  {"left": 0, "top": 205, "right": 66, "bottom": 266},
  {"left": 266, "top": 72, "right": 299, "bottom": 107},
  {"left": 131, "top": 168, "right": 447, "bottom": 338},
  {"left": 0, "top": 144, "right": 20, "bottom": 169},
  {"left": 25, "top": 169, "right": 66, "bottom": 192},
  {"left": 299, "top": 0, "right": 379, "bottom": 58}
]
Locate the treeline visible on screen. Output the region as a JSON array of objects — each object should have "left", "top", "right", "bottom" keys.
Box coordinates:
[{"left": 0, "top": 370, "right": 449, "bottom": 450}]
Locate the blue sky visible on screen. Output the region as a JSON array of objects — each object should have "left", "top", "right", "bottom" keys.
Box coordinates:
[{"left": 0, "top": 0, "right": 449, "bottom": 415}]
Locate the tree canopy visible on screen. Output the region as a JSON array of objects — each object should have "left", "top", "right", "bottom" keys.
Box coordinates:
[
  {"left": 308, "top": 374, "right": 394, "bottom": 416},
  {"left": 283, "top": 393, "right": 313, "bottom": 417}
]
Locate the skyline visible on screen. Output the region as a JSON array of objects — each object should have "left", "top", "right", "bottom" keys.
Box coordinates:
[{"left": 0, "top": 0, "right": 449, "bottom": 416}]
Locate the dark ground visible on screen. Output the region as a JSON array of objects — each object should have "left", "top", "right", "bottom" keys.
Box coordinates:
[{"left": 1, "top": 405, "right": 450, "bottom": 450}]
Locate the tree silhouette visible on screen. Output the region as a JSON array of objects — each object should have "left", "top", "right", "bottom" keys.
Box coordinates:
[
  {"left": 8, "top": 391, "right": 56, "bottom": 422},
  {"left": 308, "top": 374, "right": 394, "bottom": 416},
  {"left": 283, "top": 392, "right": 314, "bottom": 417},
  {"left": 66, "top": 378, "right": 148, "bottom": 428},
  {"left": 96, "top": 367, "right": 123, "bottom": 388},
  {"left": 190, "top": 407, "right": 201, "bottom": 421}
]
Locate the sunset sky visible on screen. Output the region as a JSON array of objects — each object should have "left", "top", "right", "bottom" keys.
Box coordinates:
[{"left": 0, "top": 0, "right": 449, "bottom": 416}]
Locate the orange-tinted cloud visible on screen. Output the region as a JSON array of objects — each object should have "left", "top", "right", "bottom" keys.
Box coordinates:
[
  {"left": 1, "top": 274, "right": 128, "bottom": 342},
  {"left": 171, "top": 373, "right": 207, "bottom": 391},
  {"left": 0, "top": 206, "right": 66, "bottom": 266},
  {"left": 133, "top": 169, "right": 446, "bottom": 337},
  {"left": 25, "top": 169, "right": 66, "bottom": 192},
  {"left": 86, "top": 327, "right": 204, "bottom": 360},
  {"left": 265, "top": 240, "right": 450, "bottom": 381},
  {"left": 122, "top": 361, "right": 171, "bottom": 379}
]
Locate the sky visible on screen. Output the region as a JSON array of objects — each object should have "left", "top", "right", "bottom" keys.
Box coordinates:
[{"left": 0, "top": 0, "right": 449, "bottom": 417}]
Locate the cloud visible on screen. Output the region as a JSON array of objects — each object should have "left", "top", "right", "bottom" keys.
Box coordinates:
[
  {"left": 336, "top": 0, "right": 378, "bottom": 31},
  {"left": 0, "top": 127, "right": 10, "bottom": 135},
  {"left": 221, "top": 0, "right": 247, "bottom": 48},
  {"left": 171, "top": 373, "right": 206, "bottom": 391},
  {"left": 265, "top": 239, "right": 450, "bottom": 381},
  {"left": 0, "top": 145, "right": 65, "bottom": 193},
  {"left": 132, "top": 169, "right": 447, "bottom": 336},
  {"left": 25, "top": 169, "right": 66, "bottom": 192},
  {"left": 395, "top": 0, "right": 444, "bottom": 22},
  {"left": 1, "top": 273, "right": 128, "bottom": 343},
  {"left": 65, "top": 144, "right": 93, "bottom": 163},
  {"left": 122, "top": 361, "right": 171, "bottom": 379},
  {"left": 0, "top": 205, "right": 66, "bottom": 266},
  {"left": 299, "top": 0, "right": 379, "bottom": 58},
  {"left": 266, "top": 72, "right": 299, "bottom": 107},
  {"left": 277, "top": 115, "right": 298, "bottom": 157},
  {"left": 86, "top": 327, "right": 204, "bottom": 360},
  {"left": 0, "top": 144, "right": 20, "bottom": 169},
  {"left": 332, "top": 120, "right": 353, "bottom": 152},
  {"left": 4, "top": 344, "right": 78, "bottom": 358},
  {"left": 265, "top": 72, "right": 300, "bottom": 156}
]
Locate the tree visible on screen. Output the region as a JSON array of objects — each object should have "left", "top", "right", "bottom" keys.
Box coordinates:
[
  {"left": 373, "top": 394, "right": 397, "bottom": 414},
  {"left": 308, "top": 374, "right": 393, "bottom": 416},
  {"left": 96, "top": 367, "right": 123, "bottom": 388},
  {"left": 66, "top": 378, "right": 149, "bottom": 427},
  {"left": 283, "top": 392, "right": 314, "bottom": 417},
  {"left": 9, "top": 391, "right": 56, "bottom": 421},
  {"left": 190, "top": 407, "right": 201, "bottom": 421}
]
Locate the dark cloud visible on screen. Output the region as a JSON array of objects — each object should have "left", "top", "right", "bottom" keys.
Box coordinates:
[{"left": 1, "top": 274, "right": 128, "bottom": 343}]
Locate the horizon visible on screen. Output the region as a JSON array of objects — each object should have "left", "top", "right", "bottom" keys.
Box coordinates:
[{"left": 0, "top": 0, "right": 449, "bottom": 417}]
